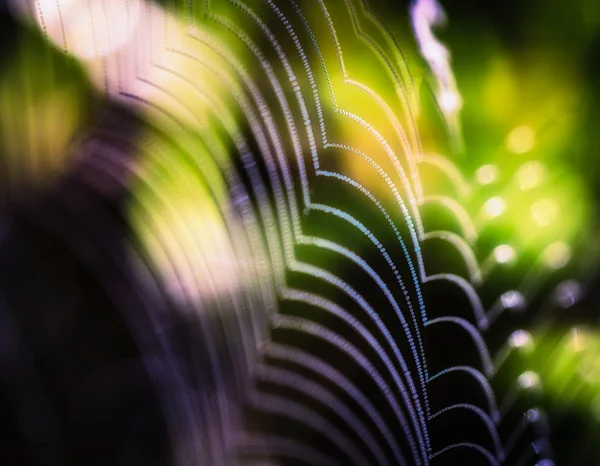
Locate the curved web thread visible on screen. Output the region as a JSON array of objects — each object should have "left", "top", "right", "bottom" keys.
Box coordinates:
[{"left": 13, "top": 0, "right": 575, "bottom": 464}]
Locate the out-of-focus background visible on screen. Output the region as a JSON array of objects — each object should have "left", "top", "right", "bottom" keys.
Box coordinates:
[{"left": 1, "top": 0, "right": 600, "bottom": 465}]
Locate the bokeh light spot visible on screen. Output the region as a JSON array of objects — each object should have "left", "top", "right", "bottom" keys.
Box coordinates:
[
  {"left": 501, "top": 290, "right": 526, "bottom": 312},
  {"left": 519, "top": 372, "right": 541, "bottom": 389},
  {"left": 494, "top": 244, "right": 516, "bottom": 263},
  {"left": 516, "top": 161, "right": 546, "bottom": 190},
  {"left": 475, "top": 164, "right": 499, "bottom": 185},
  {"left": 526, "top": 408, "right": 541, "bottom": 423},
  {"left": 484, "top": 196, "right": 506, "bottom": 217},
  {"left": 554, "top": 280, "right": 582, "bottom": 308},
  {"left": 506, "top": 125, "right": 536, "bottom": 154},
  {"left": 510, "top": 330, "right": 534, "bottom": 349},
  {"left": 543, "top": 242, "right": 571, "bottom": 269}
]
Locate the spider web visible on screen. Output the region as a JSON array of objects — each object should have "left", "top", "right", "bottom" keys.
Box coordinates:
[{"left": 11, "top": 0, "right": 569, "bottom": 464}]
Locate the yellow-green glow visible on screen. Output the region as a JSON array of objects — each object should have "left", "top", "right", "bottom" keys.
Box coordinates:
[
  {"left": 569, "top": 327, "right": 588, "bottom": 353},
  {"left": 498, "top": 167, "right": 589, "bottom": 253},
  {"left": 127, "top": 101, "right": 269, "bottom": 305},
  {"left": 482, "top": 56, "right": 518, "bottom": 125},
  {"left": 475, "top": 164, "right": 499, "bottom": 185},
  {"left": 516, "top": 161, "right": 546, "bottom": 190},
  {"left": 506, "top": 125, "right": 536, "bottom": 154},
  {"left": 130, "top": 149, "right": 251, "bottom": 304},
  {"left": 580, "top": 357, "right": 600, "bottom": 384},
  {"left": 484, "top": 196, "right": 506, "bottom": 217},
  {"left": 522, "top": 327, "right": 600, "bottom": 419},
  {"left": 0, "top": 26, "right": 91, "bottom": 195},
  {"left": 530, "top": 198, "right": 559, "bottom": 227}
]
